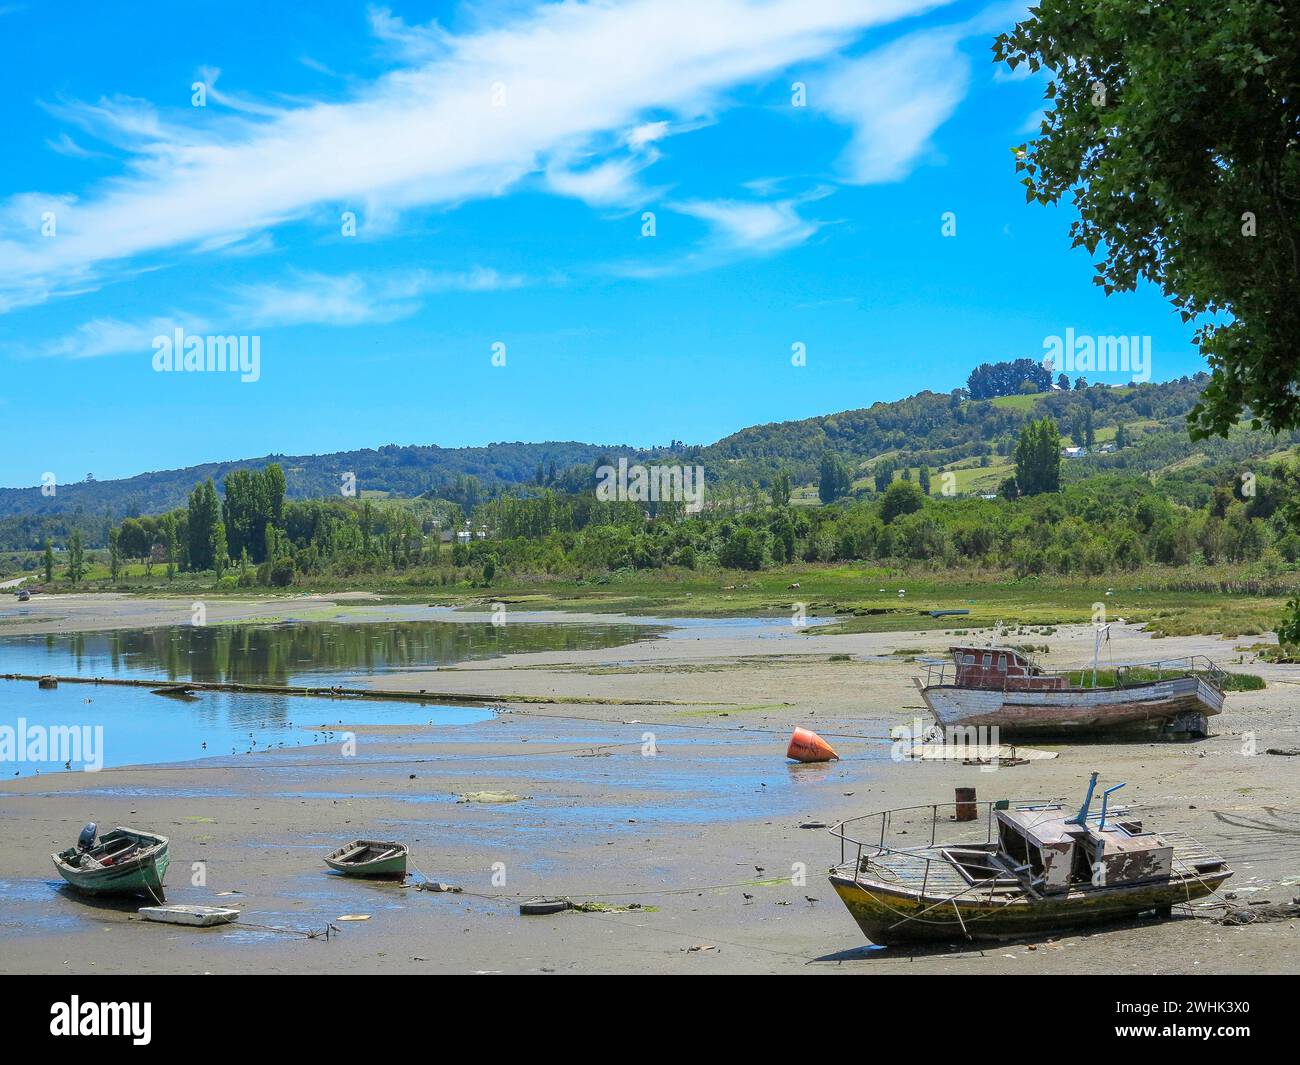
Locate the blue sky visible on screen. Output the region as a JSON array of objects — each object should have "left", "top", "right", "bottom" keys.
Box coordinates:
[{"left": 0, "top": 0, "right": 1203, "bottom": 488}]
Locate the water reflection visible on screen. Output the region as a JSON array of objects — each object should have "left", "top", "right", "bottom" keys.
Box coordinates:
[
  {"left": 0, "top": 620, "right": 661, "bottom": 687},
  {"left": 0, "top": 680, "right": 493, "bottom": 775}
]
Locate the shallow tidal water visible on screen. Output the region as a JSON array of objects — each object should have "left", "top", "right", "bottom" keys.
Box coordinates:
[
  {"left": 0, "top": 614, "right": 882, "bottom": 949},
  {"left": 0, "top": 617, "right": 661, "bottom": 687},
  {"left": 0, "top": 618, "right": 660, "bottom": 774}
]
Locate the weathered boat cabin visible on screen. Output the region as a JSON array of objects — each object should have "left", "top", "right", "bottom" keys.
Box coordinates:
[
  {"left": 993, "top": 805, "right": 1175, "bottom": 894},
  {"left": 951, "top": 646, "right": 1067, "bottom": 691}
]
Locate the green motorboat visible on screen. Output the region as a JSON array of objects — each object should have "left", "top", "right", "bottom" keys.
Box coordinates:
[
  {"left": 324, "top": 839, "right": 409, "bottom": 879},
  {"left": 52, "top": 825, "right": 170, "bottom": 901}
]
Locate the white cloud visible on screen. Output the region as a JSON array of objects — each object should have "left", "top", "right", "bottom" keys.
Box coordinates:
[
  {"left": 45, "top": 133, "right": 104, "bottom": 160},
  {"left": 613, "top": 189, "right": 829, "bottom": 279},
  {"left": 37, "top": 315, "right": 209, "bottom": 360},
  {"left": 1018, "top": 108, "right": 1048, "bottom": 135},
  {"left": 232, "top": 273, "right": 415, "bottom": 327},
  {"left": 626, "top": 120, "right": 670, "bottom": 150},
  {"left": 820, "top": 27, "right": 971, "bottom": 184},
  {"left": 545, "top": 153, "right": 658, "bottom": 208},
  {"left": 366, "top": 5, "right": 454, "bottom": 63},
  {"left": 0, "top": 0, "right": 954, "bottom": 311},
  {"left": 23, "top": 267, "right": 525, "bottom": 360},
  {"left": 232, "top": 267, "right": 526, "bottom": 327},
  {"left": 672, "top": 197, "right": 820, "bottom": 253},
  {"left": 992, "top": 61, "right": 1034, "bottom": 83},
  {"left": 196, "top": 231, "right": 276, "bottom": 257},
  {"left": 299, "top": 55, "right": 341, "bottom": 78}
]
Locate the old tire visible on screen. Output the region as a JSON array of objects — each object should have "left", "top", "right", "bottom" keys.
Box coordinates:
[{"left": 519, "top": 898, "right": 570, "bottom": 916}]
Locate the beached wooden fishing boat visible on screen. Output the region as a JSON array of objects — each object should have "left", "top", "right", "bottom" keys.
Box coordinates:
[
  {"left": 324, "top": 839, "right": 409, "bottom": 878},
  {"left": 827, "top": 774, "right": 1231, "bottom": 945},
  {"left": 916, "top": 641, "right": 1226, "bottom": 739},
  {"left": 52, "top": 825, "right": 170, "bottom": 901}
]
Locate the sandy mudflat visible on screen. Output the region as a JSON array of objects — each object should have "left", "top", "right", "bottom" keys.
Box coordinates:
[{"left": 0, "top": 593, "right": 1297, "bottom": 974}]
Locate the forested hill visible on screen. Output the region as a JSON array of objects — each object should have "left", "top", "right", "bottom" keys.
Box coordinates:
[
  {"left": 700, "top": 373, "right": 1300, "bottom": 488},
  {"left": 0, "top": 441, "right": 649, "bottom": 542},
  {"left": 7, "top": 371, "right": 1300, "bottom": 550}
]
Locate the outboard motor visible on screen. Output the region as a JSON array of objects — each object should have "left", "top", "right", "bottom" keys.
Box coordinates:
[{"left": 76, "top": 822, "right": 97, "bottom": 852}]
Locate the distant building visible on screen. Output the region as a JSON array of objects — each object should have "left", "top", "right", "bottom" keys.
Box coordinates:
[{"left": 1061, "top": 446, "right": 1087, "bottom": 459}]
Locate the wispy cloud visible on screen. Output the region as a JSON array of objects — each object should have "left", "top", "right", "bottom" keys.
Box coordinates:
[
  {"left": 672, "top": 196, "right": 822, "bottom": 254},
  {"left": 0, "top": 0, "right": 954, "bottom": 312},
  {"left": 545, "top": 152, "right": 660, "bottom": 208},
  {"left": 45, "top": 132, "right": 106, "bottom": 160},
  {"left": 23, "top": 266, "right": 525, "bottom": 360},
  {"left": 299, "top": 55, "right": 341, "bottom": 78},
  {"left": 36, "top": 315, "right": 209, "bottom": 361},
  {"left": 821, "top": 27, "right": 971, "bottom": 184},
  {"left": 626, "top": 121, "right": 671, "bottom": 151},
  {"left": 613, "top": 188, "right": 829, "bottom": 279},
  {"left": 232, "top": 267, "right": 526, "bottom": 327},
  {"left": 1018, "top": 108, "right": 1048, "bottom": 135}
]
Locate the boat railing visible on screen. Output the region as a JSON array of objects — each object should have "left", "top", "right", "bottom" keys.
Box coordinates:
[
  {"left": 830, "top": 799, "right": 1014, "bottom": 866},
  {"left": 919, "top": 657, "right": 954, "bottom": 685},
  {"left": 1013, "top": 645, "right": 1047, "bottom": 672},
  {"left": 829, "top": 797, "right": 1145, "bottom": 899},
  {"left": 828, "top": 800, "right": 1026, "bottom": 902},
  {"left": 830, "top": 798, "right": 1152, "bottom": 859},
  {"left": 1092, "top": 654, "right": 1229, "bottom": 690}
]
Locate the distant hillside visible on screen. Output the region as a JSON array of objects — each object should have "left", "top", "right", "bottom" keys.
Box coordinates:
[
  {"left": 0, "top": 441, "right": 653, "bottom": 544},
  {"left": 699, "top": 373, "right": 1300, "bottom": 488},
  {"left": 6, "top": 371, "right": 1299, "bottom": 550}
]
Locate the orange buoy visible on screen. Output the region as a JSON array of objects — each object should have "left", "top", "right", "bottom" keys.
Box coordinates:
[{"left": 787, "top": 727, "right": 839, "bottom": 763}]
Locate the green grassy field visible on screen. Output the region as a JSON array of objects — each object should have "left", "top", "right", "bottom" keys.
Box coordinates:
[
  {"left": 944, "top": 459, "right": 1014, "bottom": 494},
  {"left": 12, "top": 559, "right": 1292, "bottom": 641},
  {"left": 299, "top": 565, "right": 1290, "bottom": 639},
  {"left": 845, "top": 459, "right": 1013, "bottom": 497},
  {"left": 987, "top": 393, "right": 1045, "bottom": 413}
]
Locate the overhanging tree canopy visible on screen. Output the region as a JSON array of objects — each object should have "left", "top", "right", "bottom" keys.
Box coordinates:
[{"left": 994, "top": 1, "right": 1299, "bottom": 438}]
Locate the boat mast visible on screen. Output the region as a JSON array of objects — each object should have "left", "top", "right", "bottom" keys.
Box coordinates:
[{"left": 1091, "top": 624, "right": 1110, "bottom": 688}]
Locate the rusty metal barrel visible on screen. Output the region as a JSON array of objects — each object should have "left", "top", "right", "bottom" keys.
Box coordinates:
[{"left": 955, "top": 786, "right": 977, "bottom": 822}]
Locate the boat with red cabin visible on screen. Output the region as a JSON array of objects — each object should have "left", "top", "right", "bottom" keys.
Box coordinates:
[{"left": 915, "top": 641, "right": 1226, "bottom": 739}]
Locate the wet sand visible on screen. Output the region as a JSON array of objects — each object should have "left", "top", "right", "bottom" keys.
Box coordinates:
[{"left": 1, "top": 593, "right": 1297, "bottom": 974}]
